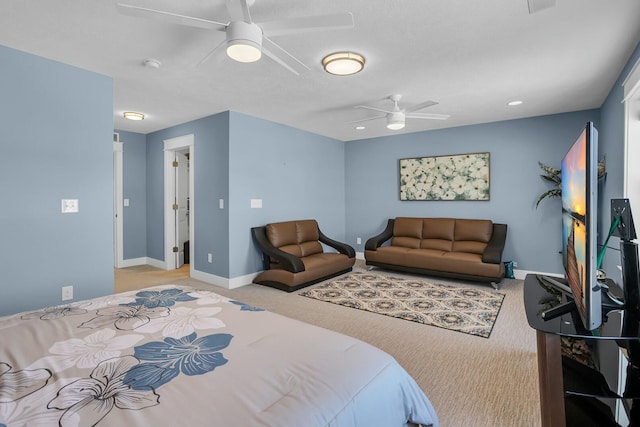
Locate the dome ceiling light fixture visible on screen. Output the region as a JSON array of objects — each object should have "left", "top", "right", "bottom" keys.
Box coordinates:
[
  {"left": 123, "top": 111, "right": 145, "bottom": 121},
  {"left": 322, "top": 52, "right": 365, "bottom": 76}
]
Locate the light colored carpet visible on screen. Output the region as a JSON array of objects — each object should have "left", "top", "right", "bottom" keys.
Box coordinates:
[{"left": 115, "top": 261, "right": 541, "bottom": 427}]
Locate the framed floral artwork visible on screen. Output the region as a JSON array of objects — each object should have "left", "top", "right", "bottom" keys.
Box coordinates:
[{"left": 399, "top": 152, "right": 490, "bottom": 201}]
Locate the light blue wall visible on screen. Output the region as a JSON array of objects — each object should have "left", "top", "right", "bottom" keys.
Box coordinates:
[
  {"left": 117, "top": 130, "right": 147, "bottom": 259},
  {"left": 598, "top": 41, "right": 640, "bottom": 284},
  {"left": 0, "top": 45, "right": 114, "bottom": 316},
  {"left": 143, "top": 111, "right": 346, "bottom": 279},
  {"left": 146, "top": 112, "right": 231, "bottom": 276},
  {"left": 228, "top": 112, "right": 347, "bottom": 277},
  {"left": 345, "top": 110, "right": 599, "bottom": 274}
]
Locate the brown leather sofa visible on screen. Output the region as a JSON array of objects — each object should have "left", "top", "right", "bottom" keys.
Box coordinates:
[
  {"left": 251, "top": 219, "right": 356, "bottom": 292},
  {"left": 365, "top": 217, "right": 508, "bottom": 288}
]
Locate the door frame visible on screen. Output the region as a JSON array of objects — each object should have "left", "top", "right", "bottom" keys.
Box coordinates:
[
  {"left": 164, "top": 134, "right": 194, "bottom": 272},
  {"left": 113, "top": 139, "right": 124, "bottom": 268}
]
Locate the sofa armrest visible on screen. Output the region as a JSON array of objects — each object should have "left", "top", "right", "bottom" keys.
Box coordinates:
[
  {"left": 251, "top": 226, "right": 305, "bottom": 273},
  {"left": 318, "top": 229, "right": 356, "bottom": 258},
  {"left": 365, "top": 219, "right": 395, "bottom": 251},
  {"left": 482, "top": 223, "right": 507, "bottom": 264}
]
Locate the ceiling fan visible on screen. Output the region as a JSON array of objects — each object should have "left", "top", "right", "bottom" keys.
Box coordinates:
[
  {"left": 527, "top": 0, "right": 556, "bottom": 14},
  {"left": 352, "top": 95, "right": 450, "bottom": 130},
  {"left": 116, "top": 0, "right": 354, "bottom": 74}
]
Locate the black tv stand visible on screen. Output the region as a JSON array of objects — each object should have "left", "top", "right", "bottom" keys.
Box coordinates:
[
  {"left": 525, "top": 274, "right": 640, "bottom": 426},
  {"left": 536, "top": 274, "right": 625, "bottom": 324}
]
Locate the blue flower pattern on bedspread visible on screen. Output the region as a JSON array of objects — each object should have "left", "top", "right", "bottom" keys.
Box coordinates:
[
  {"left": 0, "top": 287, "right": 239, "bottom": 426},
  {"left": 230, "top": 300, "right": 264, "bottom": 311},
  {"left": 123, "top": 288, "right": 197, "bottom": 308},
  {"left": 124, "top": 332, "right": 233, "bottom": 390}
]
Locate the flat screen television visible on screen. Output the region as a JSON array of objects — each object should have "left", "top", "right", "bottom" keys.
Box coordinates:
[{"left": 561, "top": 121, "right": 600, "bottom": 330}]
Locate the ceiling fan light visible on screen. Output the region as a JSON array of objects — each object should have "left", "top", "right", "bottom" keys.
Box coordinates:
[
  {"left": 123, "top": 111, "right": 145, "bottom": 121},
  {"left": 387, "top": 121, "right": 405, "bottom": 130},
  {"left": 322, "top": 52, "right": 365, "bottom": 76},
  {"left": 226, "top": 21, "right": 263, "bottom": 63},
  {"left": 387, "top": 111, "right": 405, "bottom": 130},
  {"left": 227, "top": 41, "right": 262, "bottom": 62}
]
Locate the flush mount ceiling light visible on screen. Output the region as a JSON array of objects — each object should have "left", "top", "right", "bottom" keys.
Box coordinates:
[
  {"left": 508, "top": 100, "right": 523, "bottom": 106},
  {"left": 123, "top": 111, "right": 145, "bottom": 121},
  {"left": 322, "top": 52, "right": 365, "bottom": 76},
  {"left": 226, "top": 21, "right": 263, "bottom": 63}
]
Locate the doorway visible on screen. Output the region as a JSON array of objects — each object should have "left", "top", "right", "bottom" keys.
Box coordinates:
[{"left": 164, "top": 134, "right": 194, "bottom": 272}]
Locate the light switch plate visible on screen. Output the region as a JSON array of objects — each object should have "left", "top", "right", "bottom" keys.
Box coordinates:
[
  {"left": 250, "top": 199, "right": 262, "bottom": 209},
  {"left": 61, "top": 199, "right": 79, "bottom": 213}
]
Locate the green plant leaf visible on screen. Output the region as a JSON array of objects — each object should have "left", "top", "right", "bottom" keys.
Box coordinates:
[{"left": 535, "top": 188, "right": 562, "bottom": 208}]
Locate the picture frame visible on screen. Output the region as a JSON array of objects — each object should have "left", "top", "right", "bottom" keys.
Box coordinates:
[{"left": 399, "top": 152, "right": 490, "bottom": 201}]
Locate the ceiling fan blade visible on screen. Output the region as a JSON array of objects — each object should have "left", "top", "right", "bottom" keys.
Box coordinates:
[
  {"left": 406, "top": 113, "right": 450, "bottom": 120},
  {"left": 117, "top": 3, "right": 227, "bottom": 30},
  {"left": 261, "top": 36, "right": 310, "bottom": 75},
  {"left": 225, "top": 0, "right": 252, "bottom": 23},
  {"left": 527, "top": 0, "right": 556, "bottom": 14},
  {"left": 196, "top": 38, "right": 227, "bottom": 67},
  {"left": 354, "top": 105, "right": 393, "bottom": 114},
  {"left": 349, "top": 115, "right": 387, "bottom": 124},
  {"left": 261, "top": 13, "right": 354, "bottom": 37},
  {"left": 406, "top": 100, "right": 439, "bottom": 113}
]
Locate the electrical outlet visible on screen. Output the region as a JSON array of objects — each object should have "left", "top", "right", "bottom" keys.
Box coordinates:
[
  {"left": 356, "top": 237, "right": 362, "bottom": 244},
  {"left": 62, "top": 286, "right": 73, "bottom": 301},
  {"left": 208, "top": 253, "right": 213, "bottom": 263},
  {"left": 61, "top": 199, "right": 79, "bottom": 213},
  {"left": 513, "top": 261, "right": 518, "bottom": 268}
]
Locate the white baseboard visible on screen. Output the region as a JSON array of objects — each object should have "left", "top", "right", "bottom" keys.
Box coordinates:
[
  {"left": 513, "top": 269, "right": 562, "bottom": 281},
  {"left": 356, "top": 251, "right": 365, "bottom": 260},
  {"left": 190, "top": 269, "right": 259, "bottom": 290},
  {"left": 118, "top": 257, "right": 166, "bottom": 269}
]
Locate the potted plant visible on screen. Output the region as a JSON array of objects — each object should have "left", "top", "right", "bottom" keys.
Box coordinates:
[{"left": 536, "top": 160, "right": 606, "bottom": 208}]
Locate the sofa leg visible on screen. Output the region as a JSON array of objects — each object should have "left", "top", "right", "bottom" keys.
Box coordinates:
[{"left": 491, "top": 281, "right": 500, "bottom": 290}]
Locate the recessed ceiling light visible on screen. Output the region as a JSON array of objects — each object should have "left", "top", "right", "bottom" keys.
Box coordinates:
[
  {"left": 508, "top": 100, "right": 523, "bottom": 106},
  {"left": 322, "top": 52, "right": 365, "bottom": 76},
  {"left": 143, "top": 58, "right": 162, "bottom": 69},
  {"left": 123, "top": 111, "right": 145, "bottom": 121},
  {"left": 355, "top": 126, "right": 365, "bottom": 130}
]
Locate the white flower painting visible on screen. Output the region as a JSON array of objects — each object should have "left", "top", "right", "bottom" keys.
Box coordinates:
[{"left": 399, "top": 152, "right": 490, "bottom": 201}]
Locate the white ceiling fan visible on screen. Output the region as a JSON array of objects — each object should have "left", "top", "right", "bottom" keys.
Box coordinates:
[
  {"left": 527, "top": 0, "right": 556, "bottom": 14},
  {"left": 352, "top": 95, "right": 450, "bottom": 130},
  {"left": 116, "top": 0, "right": 354, "bottom": 74}
]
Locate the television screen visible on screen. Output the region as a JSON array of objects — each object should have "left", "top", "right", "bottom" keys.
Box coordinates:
[{"left": 561, "top": 122, "right": 600, "bottom": 330}]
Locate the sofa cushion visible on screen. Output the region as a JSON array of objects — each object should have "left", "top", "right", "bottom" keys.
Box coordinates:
[
  {"left": 421, "top": 218, "right": 454, "bottom": 251},
  {"left": 391, "top": 217, "right": 423, "bottom": 248},
  {"left": 453, "top": 219, "right": 492, "bottom": 242}
]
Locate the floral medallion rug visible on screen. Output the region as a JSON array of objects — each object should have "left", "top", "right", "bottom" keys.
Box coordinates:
[{"left": 299, "top": 272, "right": 505, "bottom": 338}]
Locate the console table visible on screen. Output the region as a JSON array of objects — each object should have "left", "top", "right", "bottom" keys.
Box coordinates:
[{"left": 524, "top": 274, "right": 640, "bottom": 427}]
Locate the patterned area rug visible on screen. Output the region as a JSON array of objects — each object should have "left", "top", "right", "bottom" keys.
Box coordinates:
[{"left": 300, "top": 272, "right": 505, "bottom": 338}]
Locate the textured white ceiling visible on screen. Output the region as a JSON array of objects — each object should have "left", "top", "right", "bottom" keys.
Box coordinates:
[{"left": 2, "top": 0, "right": 640, "bottom": 141}]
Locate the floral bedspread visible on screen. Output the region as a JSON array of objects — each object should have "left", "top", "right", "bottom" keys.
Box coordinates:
[{"left": 0, "top": 285, "right": 438, "bottom": 427}]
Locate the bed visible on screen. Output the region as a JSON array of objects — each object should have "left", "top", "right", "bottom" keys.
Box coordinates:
[{"left": 0, "top": 284, "right": 438, "bottom": 426}]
